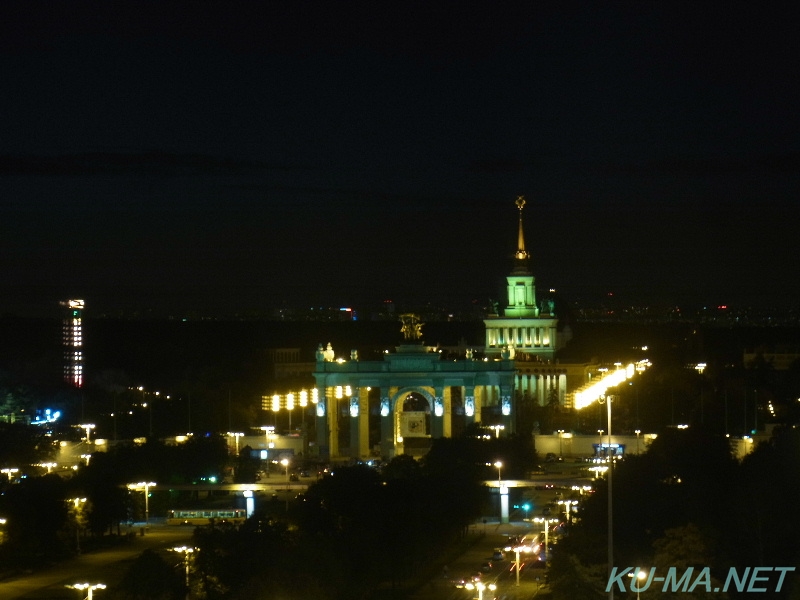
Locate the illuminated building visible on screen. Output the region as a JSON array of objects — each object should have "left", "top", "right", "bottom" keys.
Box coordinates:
[
  {"left": 61, "top": 299, "right": 84, "bottom": 388},
  {"left": 483, "top": 196, "right": 563, "bottom": 361},
  {"left": 484, "top": 197, "right": 576, "bottom": 408},
  {"left": 313, "top": 335, "right": 515, "bottom": 460}
]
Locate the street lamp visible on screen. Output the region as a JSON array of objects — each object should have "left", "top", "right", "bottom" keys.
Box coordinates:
[
  {"left": 128, "top": 482, "right": 156, "bottom": 528},
  {"left": 70, "top": 497, "right": 87, "bottom": 554},
  {"left": 493, "top": 460, "right": 505, "bottom": 522},
  {"left": 511, "top": 543, "right": 531, "bottom": 587},
  {"left": 78, "top": 423, "right": 95, "bottom": 443},
  {"left": 170, "top": 545, "right": 194, "bottom": 590},
  {"left": 635, "top": 429, "right": 641, "bottom": 454},
  {"left": 227, "top": 432, "right": 244, "bottom": 455},
  {"left": 557, "top": 499, "right": 577, "bottom": 523},
  {"left": 66, "top": 583, "right": 106, "bottom": 600},
  {"left": 465, "top": 581, "right": 496, "bottom": 600},
  {"left": 533, "top": 516, "right": 558, "bottom": 559},
  {"left": 573, "top": 360, "right": 650, "bottom": 593},
  {"left": 281, "top": 458, "right": 290, "bottom": 511},
  {"left": 557, "top": 429, "right": 565, "bottom": 457},
  {"left": 259, "top": 425, "right": 275, "bottom": 449},
  {"left": 629, "top": 569, "right": 647, "bottom": 599}
]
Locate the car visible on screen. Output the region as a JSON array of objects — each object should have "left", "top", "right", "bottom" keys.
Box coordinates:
[
  {"left": 454, "top": 573, "right": 482, "bottom": 589},
  {"left": 481, "top": 562, "right": 492, "bottom": 572},
  {"left": 492, "top": 550, "right": 505, "bottom": 561},
  {"left": 289, "top": 473, "right": 299, "bottom": 482}
]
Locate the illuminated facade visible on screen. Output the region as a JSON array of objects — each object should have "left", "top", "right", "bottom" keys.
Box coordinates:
[
  {"left": 484, "top": 197, "right": 575, "bottom": 407},
  {"left": 313, "top": 340, "right": 515, "bottom": 459},
  {"left": 308, "top": 197, "right": 631, "bottom": 459},
  {"left": 60, "top": 299, "right": 84, "bottom": 388},
  {"left": 483, "top": 196, "right": 561, "bottom": 361}
]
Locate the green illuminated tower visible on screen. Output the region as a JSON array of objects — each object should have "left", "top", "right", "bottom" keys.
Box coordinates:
[{"left": 483, "top": 197, "right": 558, "bottom": 361}]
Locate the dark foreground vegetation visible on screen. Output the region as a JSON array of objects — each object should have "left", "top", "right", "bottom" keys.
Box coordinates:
[
  {"left": 0, "top": 432, "right": 531, "bottom": 599},
  {"left": 549, "top": 425, "right": 800, "bottom": 599}
]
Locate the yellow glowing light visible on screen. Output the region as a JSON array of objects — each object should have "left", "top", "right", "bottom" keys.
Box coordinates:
[
  {"left": 574, "top": 361, "right": 650, "bottom": 410},
  {"left": 286, "top": 393, "right": 295, "bottom": 411},
  {"left": 335, "top": 386, "right": 343, "bottom": 399},
  {"left": 271, "top": 394, "right": 281, "bottom": 412},
  {"left": 299, "top": 390, "right": 308, "bottom": 407},
  {"left": 311, "top": 388, "right": 319, "bottom": 404}
]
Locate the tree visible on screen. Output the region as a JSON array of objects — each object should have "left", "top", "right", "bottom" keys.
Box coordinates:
[{"left": 649, "top": 524, "right": 728, "bottom": 599}]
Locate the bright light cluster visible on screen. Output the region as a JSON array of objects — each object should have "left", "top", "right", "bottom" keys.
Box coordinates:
[
  {"left": 573, "top": 360, "right": 651, "bottom": 410},
  {"left": 262, "top": 389, "right": 319, "bottom": 412}
]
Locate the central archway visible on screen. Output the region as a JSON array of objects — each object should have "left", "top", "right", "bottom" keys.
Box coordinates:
[{"left": 397, "top": 390, "right": 431, "bottom": 456}]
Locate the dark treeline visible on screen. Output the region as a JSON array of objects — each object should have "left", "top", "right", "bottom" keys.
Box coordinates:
[{"left": 549, "top": 426, "right": 800, "bottom": 599}]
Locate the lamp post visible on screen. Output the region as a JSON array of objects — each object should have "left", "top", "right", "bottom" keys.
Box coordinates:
[
  {"left": 128, "top": 482, "right": 156, "bottom": 528},
  {"left": 602, "top": 394, "right": 614, "bottom": 599},
  {"left": 695, "top": 363, "right": 706, "bottom": 425},
  {"left": 259, "top": 425, "right": 274, "bottom": 449},
  {"left": 70, "top": 497, "right": 86, "bottom": 554},
  {"left": 227, "top": 432, "right": 244, "bottom": 456},
  {"left": 558, "top": 499, "right": 577, "bottom": 523},
  {"left": 557, "top": 429, "right": 564, "bottom": 457},
  {"left": 512, "top": 544, "right": 530, "bottom": 587},
  {"left": 494, "top": 460, "right": 504, "bottom": 522},
  {"left": 78, "top": 423, "right": 95, "bottom": 443},
  {"left": 597, "top": 429, "right": 604, "bottom": 457},
  {"left": 281, "top": 458, "right": 290, "bottom": 511},
  {"left": 533, "top": 516, "right": 558, "bottom": 559},
  {"left": 67, "top": 583, "right": 106, "bottom": 600},
  {"left": 635, "top": 429, "right": 641, "bottom": 454},
  {"left": 629, "top": 569, "right": 647, "bottom": 599},
  {"left": 465, "top": 581, "right": 496, "bottom": 600},
  {"left": 170, "top": 545, "right": 194, "bottom": 590}
]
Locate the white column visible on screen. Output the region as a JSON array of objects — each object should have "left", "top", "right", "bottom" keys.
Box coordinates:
[{"left": 500, "top": 484, "right": 509, "bottom": 524}]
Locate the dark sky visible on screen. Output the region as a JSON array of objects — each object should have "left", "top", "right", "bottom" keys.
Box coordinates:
[{"left": 2, "top": 3, "right": 799, "bottom": 317}]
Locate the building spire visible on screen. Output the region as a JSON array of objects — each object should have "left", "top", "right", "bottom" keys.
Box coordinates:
[{"left": 514, "top": 195, "right": 529, "bottom": 260}]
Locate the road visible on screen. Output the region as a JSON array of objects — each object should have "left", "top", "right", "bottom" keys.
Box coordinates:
[
  {"left": 0, "top": 522, "right": 193, "bottom": 599},
  {"left": 410, "top": 520, "right": 552, "bottom": 600}
]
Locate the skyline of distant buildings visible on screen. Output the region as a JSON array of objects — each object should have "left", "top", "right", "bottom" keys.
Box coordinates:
[{"left": 62, "top": 298, "right": 798, "bottom": 327}]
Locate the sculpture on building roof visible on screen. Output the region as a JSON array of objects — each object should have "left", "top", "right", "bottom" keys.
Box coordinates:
[{"left": 399, "top": 313, "right": 424, "bottom": 341}]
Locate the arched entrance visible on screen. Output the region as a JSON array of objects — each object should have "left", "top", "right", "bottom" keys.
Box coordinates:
[
  {"left": 396, "top": 390, "right": 431, "bottom": 456},
  {"left": 313, "top": 342, "right": 516, "bottom": 460}
]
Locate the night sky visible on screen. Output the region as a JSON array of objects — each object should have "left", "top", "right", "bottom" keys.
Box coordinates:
[{"left": 2, "top": 3, "right": 799, "bottom": 317}]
